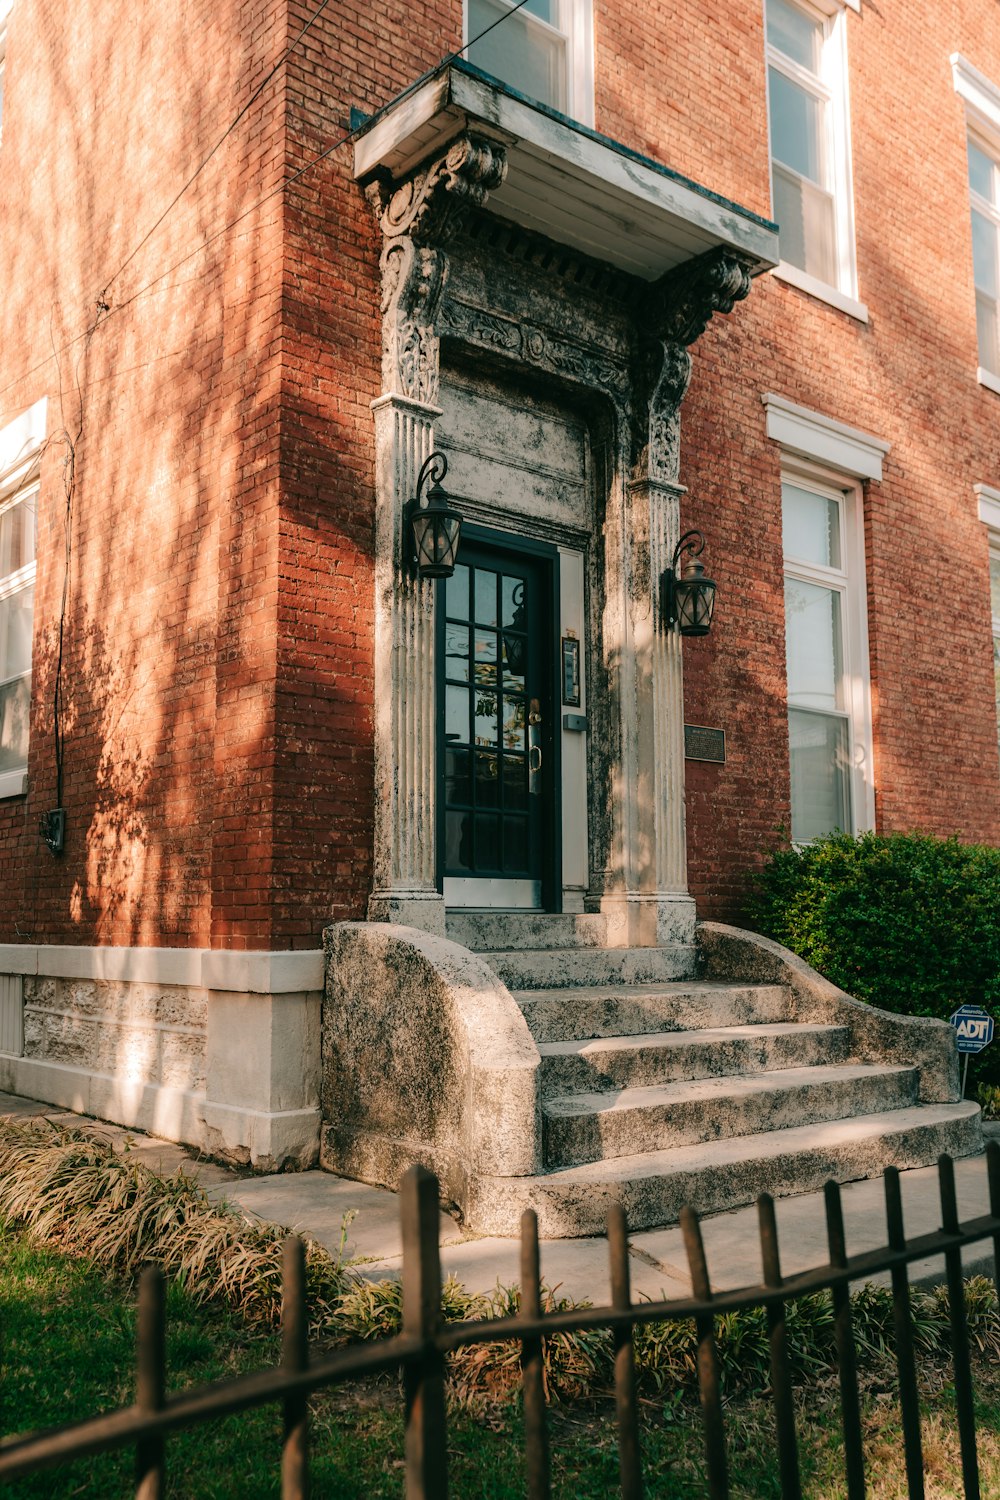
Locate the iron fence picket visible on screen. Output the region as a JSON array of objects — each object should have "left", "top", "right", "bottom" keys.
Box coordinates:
[
  {"left": 823, "top": 1181, "right": 865, "bottom": 1500},
  {"left": 281, "top": 1236, "right": 310, "bottom": 1500},
  {"left": 938, "top": 1155, "right": 981, "bottom": 1500},
  {"left": 520, "top": 1209, "right": 550, "bottom": 1500},
  {"left": 607, "top": 1203, "right": 642, "bottom": 1500},
  {"left": 758, "top": 1194, "right": 802, "bottom": 1500},
  {"left": 401, "top": 1165, "right": 449, "bottom": 1500},
  {"left": 134, "top": 1266, "right": 166, "bottom": 1500},
  {"left": 680, "top": 1204, "right": 729, "bottom": 1500},
  {"left": 885, "top": 1165, "right": 925, "bottom": 1500},
  {"left": 3, "top": 1159, "right": 1000, "bottom": 1497}
]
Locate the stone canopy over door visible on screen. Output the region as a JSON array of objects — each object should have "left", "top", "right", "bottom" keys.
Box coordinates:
[{"left": 355, "top": 64, "right": 778, "bottom": 943}]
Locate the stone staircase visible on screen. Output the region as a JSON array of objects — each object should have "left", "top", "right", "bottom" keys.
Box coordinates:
[{"left": 445, "top": 912, "right": 982, "bottom": 1237}]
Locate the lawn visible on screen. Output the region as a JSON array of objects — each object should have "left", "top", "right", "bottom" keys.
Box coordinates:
[{"left": 2, "top": 1229, "right": 999, "bottom": 1498}]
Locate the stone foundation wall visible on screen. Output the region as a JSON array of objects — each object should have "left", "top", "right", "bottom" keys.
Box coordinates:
[
  {"left": 0, "top": 946, "right": 323, "bottom": 1169},
  {"left": 22, "top": 977, "right": 207, "bottom": 1095}
]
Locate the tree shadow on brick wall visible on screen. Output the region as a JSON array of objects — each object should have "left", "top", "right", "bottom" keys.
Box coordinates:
[{"left": 2, "top": 3, "right": 294, "bottom": 950}]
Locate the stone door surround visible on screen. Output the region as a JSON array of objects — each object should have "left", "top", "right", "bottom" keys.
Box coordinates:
[{"left": 364, "top": 129, "right": 756, "bottom": 945}]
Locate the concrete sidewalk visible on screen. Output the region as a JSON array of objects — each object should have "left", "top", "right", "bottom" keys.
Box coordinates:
[{"left": 2, "top": 1090, "right": 996, "bottom": 1303}]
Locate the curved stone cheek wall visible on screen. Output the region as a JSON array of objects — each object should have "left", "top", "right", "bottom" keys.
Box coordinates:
[{"left": 364, "top": 128, "right": 755, "bottom": 945}]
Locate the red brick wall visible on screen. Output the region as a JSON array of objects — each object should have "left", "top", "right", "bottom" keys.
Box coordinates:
[
  {"left": 1, "top": 0, "right": 998, "bottom": 948},
  {"left": 0, "top": 0, "right": 288, "bottom": 948},
  {"left": 680, "top": 2, "right": 1000, "bottom": 920}
]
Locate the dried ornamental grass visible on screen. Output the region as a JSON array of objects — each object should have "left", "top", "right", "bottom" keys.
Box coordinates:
[
  {"left": 0, "top": 1117, "right": 349, "bottom": 1338},
  {"left": 1, "top": 1116, "right": 999, "bottom": 1410}
]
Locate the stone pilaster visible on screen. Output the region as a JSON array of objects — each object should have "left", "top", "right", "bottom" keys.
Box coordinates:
[
  {"left": 600, "top": 250, "right": 752, "bottom": 946},
  {"left": 366, "top": 134, "right": 508, "bottom": 932}
]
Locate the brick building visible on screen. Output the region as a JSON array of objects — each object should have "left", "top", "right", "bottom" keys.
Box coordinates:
[{"left": 0, "top": 0, "right": 994, "bottom": 1217}]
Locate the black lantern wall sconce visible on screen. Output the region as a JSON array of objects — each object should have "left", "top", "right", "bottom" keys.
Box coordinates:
[
  {"left": 406, "top": 451, "right": 463, "bottom": 580},
  {"left": 661, "top": 529, "right": 717, "bottom": 636}
]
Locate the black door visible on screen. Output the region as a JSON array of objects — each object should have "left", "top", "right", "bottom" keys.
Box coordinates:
[{"left": 438, "top": 533, "right": 560, "bottom": 909}]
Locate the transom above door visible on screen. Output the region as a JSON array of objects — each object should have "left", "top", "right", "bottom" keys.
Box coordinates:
[{"left": 438, "top": 531, "right": 559, "bottom": 909}]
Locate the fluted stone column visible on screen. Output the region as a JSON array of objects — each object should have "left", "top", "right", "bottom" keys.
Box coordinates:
[
  {"left": 599, "top": 252, "right": 753, "bottom": 946},
  {"left": 365, "top": 136, "right": 508, "bottom": 933}
]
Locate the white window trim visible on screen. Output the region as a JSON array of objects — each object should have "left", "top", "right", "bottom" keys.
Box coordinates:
[
  {"left": 0, "top": 397, "right": 45, "bottom": 801},
  {"left": 976, "top": 482, "right": 1000, "bottom": 531},
  {"left": 952, "top": 53, "right": 1000, "bottom": 137},
  {"left": 762, "top": 392, "right": 889, "bottom": 480},
  {"left": 765, "top": 0, "right": 860, "bottom": 305},
  {"left": 781, "top": 458, "right": 875, "bottom": 838},
  {"left": 979, "top": 485, "right": 1000, "bottom": 753},
  {"left": 463, "top": 0, "right": 594, "bottom": 128},
  {"left": 952, "top": 56, "right": 1000, "bottom": 387}
]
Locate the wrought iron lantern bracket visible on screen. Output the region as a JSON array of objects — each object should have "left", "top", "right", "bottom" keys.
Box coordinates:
[
  {"left": 405, "top": 451, "right": 463, "bottom": 581},
  {"left": 661, "top": 528, "right": 717, "bottom": 637}
]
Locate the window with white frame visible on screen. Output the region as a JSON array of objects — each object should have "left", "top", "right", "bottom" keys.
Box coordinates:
[
  {"left": 991, "top": 542, "right": 1000, "bottom": 752},
  {"left": 979, "top": 487, "right": 1000, "bottom": 751},
  {"left": 968, "top": 133, "right": 1000, "bottom": 377},
  {"left": 952, "top": 57, "right": 1000, "bottom": 392},
  {"left": 465, "top": 0, "right": 593, "bottom": 125},
  {"left": 0, "top": 400, "right": 44, "bottom": 800},
  {"left": 782, "top": 469, "right": 871, "bottom": 842},
  {"left": 765, "top": 0, "right": 858, "bottom": 305},
  {"left": 765, "top": 398, "right": 882, "bottom": 844}
]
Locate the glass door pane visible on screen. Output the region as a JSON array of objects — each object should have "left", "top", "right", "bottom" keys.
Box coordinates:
[{"left": 440, "top": 538, "right": 555, "bottom": 907}]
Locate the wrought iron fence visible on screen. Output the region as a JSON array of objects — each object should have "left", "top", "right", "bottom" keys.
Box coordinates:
[{"left": 1, "top": 1147, "right": 999, "bottom": 1498}]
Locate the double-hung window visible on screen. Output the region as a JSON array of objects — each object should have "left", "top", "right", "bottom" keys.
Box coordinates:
[
  {"left": 782, "top": 470, "right": 872, "bottom": 843},
  {"left": 465, "top": 0, "right": 593, "bottom": 125},
  {"left": 0, "top": 479, "right": 36, "bottom": 797},
  {"left": 992, "top": 543, "right": 1000, "bottom": 752},
  {"left": 766, "top": 0, "right": 861, "bottom": 314},
  {"left": 952, "top": 57, "right": 1000, "bottom": 392},
  {"left": 0, "top": 400, "right": 43, "bottom": 800},
  {"left": 968, "top": 135, "right": 1000, "bottom": 379},
  {"left": 978, "top": 486, "right": 1000, "bottom": 752}
]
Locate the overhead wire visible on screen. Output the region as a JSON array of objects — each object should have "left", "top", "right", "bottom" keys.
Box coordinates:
[{"left": 0, "top": 0, "right": 533, "bottom": 417}]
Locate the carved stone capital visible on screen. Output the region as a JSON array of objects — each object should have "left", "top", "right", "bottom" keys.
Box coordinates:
[
  {"left": 653, "top": 246, "right": 754, "bottom": 348},
  {"left": 630, "top": 248, "right": 754, "bottom": 481},
  {"left": 369, "top": 134, "right": 508, "bottom": 403},
  {"left": 370, "top": 133, "right": 508, "bottom": 249},
  {"left": 631, "top": 338, "right": 692, "bottom": 483}
]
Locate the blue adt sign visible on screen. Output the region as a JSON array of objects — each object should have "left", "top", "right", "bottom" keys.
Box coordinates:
[{"left": 950, "top": 1005, "right": 995, "bottom": 1054}]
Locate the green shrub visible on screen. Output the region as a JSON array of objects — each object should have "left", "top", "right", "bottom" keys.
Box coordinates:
[{"left": 746, "top": 831, "right": 1000, "bottom": 1085}]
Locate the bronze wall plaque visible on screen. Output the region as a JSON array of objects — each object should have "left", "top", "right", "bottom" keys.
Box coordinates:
[{"left": 684, "top": 724, "right": 726, "bottom": 764}]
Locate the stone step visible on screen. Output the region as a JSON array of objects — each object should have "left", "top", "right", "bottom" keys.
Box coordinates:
[
  {"left": 537, "top": 1022, "right": 851, "bottom": 1096},
  {"left": 470, "top": 1102, "right": 984, "bottom": 1237},
  {"left": 487, "top": 944, "right": 698, "bottom": 991},
  {"left": 446, "top": 911, "right": 609, "bottom": 952},
  {"left": 542, "top": 1063, "right": 920, "bottom": 1167},
  {"left": 517, "top": 981, "right": 793, "bottom": 1043}
]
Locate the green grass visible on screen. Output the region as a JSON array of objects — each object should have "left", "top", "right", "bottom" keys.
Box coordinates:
[{"left": 4, "top": 1230, "right": 1000, "bottom": 1498}]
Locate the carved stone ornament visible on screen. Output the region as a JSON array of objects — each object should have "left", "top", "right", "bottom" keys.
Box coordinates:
[
  {"left": 374, "top": 134, "right": 508, "bottom": 249},
  {"left": 632, "top": 337, "right": 692, "bottom": 482},
  {"left": 654, "top": 246, "right": 754, "bottom": 348},
  {"left": 630, "top": 248, "right": 754, "bottom": 480},
  {"left": 369, "top": 134, "right": 508, "bottom": 403}
]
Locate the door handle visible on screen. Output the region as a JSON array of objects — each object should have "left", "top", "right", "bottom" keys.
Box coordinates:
[{"left": 528, "top": 697, "right": 542, "bottom": 795}]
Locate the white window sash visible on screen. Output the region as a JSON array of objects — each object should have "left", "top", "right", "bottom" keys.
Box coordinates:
[
  {"left": 463, "top": 0, "right": 594, "bottom": 126},
  {"left": 766, "top": 0, "right": 858, "bottom": 300},
  {"left": 781, "top": 463, "right": 874, "bottom": 837}
]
